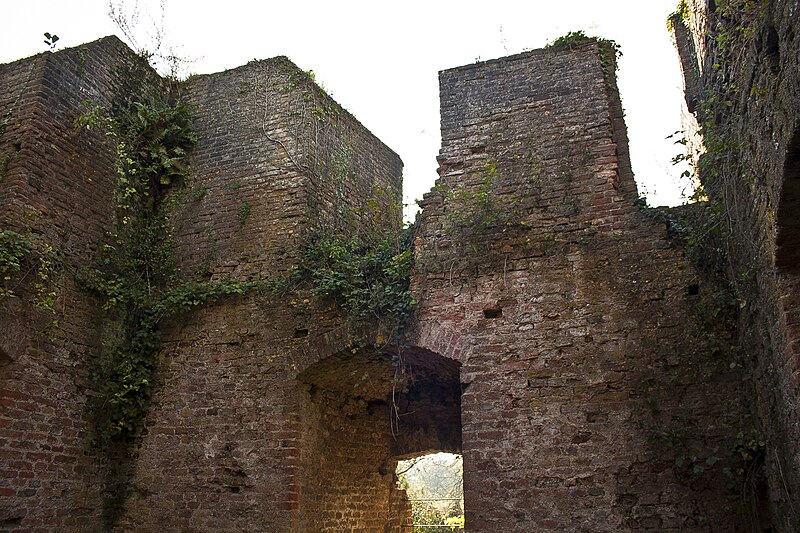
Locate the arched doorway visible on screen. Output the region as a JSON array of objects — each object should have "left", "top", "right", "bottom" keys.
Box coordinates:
[{"left": 294, "top": 345, "right": 462, "bottom": 532}]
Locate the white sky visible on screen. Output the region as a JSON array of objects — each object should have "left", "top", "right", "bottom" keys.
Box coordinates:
[{"left": 1, "top": 0, "right": 691, "bottom": 220}]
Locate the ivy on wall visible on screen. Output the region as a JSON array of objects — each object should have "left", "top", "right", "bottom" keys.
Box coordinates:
[{"left": 76, "top": 95, "right": 257, "bottom": 441}]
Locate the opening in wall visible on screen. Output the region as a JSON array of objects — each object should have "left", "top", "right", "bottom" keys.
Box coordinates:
[
  {"left": 296, "top": 345, "right": 462, "bottom": 532},
  {"left": 397, "top": 452, "right": 464, "bottom": 532},
  {"left": 776, "top": 130, "right": 800, "bottom": 269},
  {"left": 776, "top": 129, "right": 800, "bottom": 354}
]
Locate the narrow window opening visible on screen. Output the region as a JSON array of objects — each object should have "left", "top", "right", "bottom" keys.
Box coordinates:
[
  {"left": 764, "top": 25, "right": 780, "bottom": 74},
  {"left": 776, "top": 130, "right": 800, "bottom": 270},
  {"left": 397, "top": 452, "right": 464, "bottom": 531},
  {"left": 483, "top": 308, "right": 502, "bottom": 319}
]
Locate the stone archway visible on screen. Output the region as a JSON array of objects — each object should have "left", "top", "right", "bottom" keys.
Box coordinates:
[{"left": 294, "top": 344, "right": 462, "bottom": 532}]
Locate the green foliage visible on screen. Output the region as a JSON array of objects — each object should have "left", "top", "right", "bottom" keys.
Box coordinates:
[
  {"left": 301, "top": 227, "right": 415, "bottom": 329},
  {"left": 667, "top": 0, "right": 690, "bottom": 32},
  {"left": 649, "top": 425, "right": 722, "bottom": 481},
  {"left": 546, "top": 31, "right": 622, "bottom": 76},
  {"left": 729, "top": 429, "right": 766, "bottom": 474},
  {"left": 83, "top": 274, "right": 259, "bottom": 437},
  {"left": 237, "top": 202, "right": 251, "bottom": 226},
  {"left": 0, "top": 153, "right": 10, "bottom": 182},
  {"left": 0, "top": 229, "right": 59, "bottom": 313},
  {"left": 77, "top": 96, "right": 256, "bottom": 441},
  {"left": 43, "top": 32, "right": 60, "bottom": 51},
  {"left": 0, "top": 229, "right": 31, "bottom": 300},
  {"left": 191, "top": 183, "right": 208, "bottom": 200},
  {"left": 547, "top": 30, "right": 593, "bottom": 48},
  {"left": 433, "top": 160, "right": 532, "bottom": 262}
]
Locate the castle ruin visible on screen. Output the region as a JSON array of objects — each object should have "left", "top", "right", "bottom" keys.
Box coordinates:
[{"left": 1, "top": 1, "right": 799, "bottom": 530}]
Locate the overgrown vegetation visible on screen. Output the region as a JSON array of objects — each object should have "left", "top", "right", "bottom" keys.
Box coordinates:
[
  {"left": 435, "top": 161, "right": 512, "bottom": 234},
  {"left": 0, "top": 229, "right": 59, "bottom": 314},
  {"left": 432, "top": 159, "right": 531, "bottom": 259},
  {"left": 661, "top": 1, "right": 781, "bottom": 524},
  {"left": 75, "top": 95, "right": 256, "bottom": 441},
  {"left": 300, "top": 227, "right": 415, "bottom": 330},
  {"left": 546, "top": 30, "right": 622, "bottom": 80}
]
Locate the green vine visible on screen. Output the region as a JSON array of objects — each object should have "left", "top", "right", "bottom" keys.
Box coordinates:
[
  {"left": 0, "top": 229, "right": 59, "bottom": 315},
  {"left": 299, "top": 226, "right": 415, "bottom": 330},
  {"left": 546, "top": 31, "right": 622, "bottom": 81},
  {"left": 433, "top": 159, "right": 529, "bottom": 258},
  {"left": 76, "top": 95, "right": 257, "bottom": 441},
  {"left": 0, "top": 152, "right": 10, "bottom": 183}
]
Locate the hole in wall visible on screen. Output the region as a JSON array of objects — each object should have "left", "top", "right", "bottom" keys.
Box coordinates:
[
  {"left": 764, "top": 24, "right": 780, "bottom": 74},
  {"left": 397, "top": 452, "right": 464, "bottom": 531},
  {"left": 0, "top": 346, "right": 11, "bottom": 366},
  {"left": 687, "top": 284, "right": 700, "bottom": 296},
  {"left": 293, "top": 328, "right": 309, "bottom": 338},
  {"left": 296, "top": 346, "right": 462, "bottom": 531},
  {"left": 776, "top": 128, "right": 800, "bottom": 358},
  {"left": 776, "top": 129, "right": 800, "bottom": 270},
  {"left": 483, "top": 308, "right": 502, "bottom": 319}
]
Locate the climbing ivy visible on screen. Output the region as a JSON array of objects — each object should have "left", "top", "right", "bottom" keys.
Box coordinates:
[
  {"left": 546, "top": 30, "right": 622, "bottom": 81},
  {"left": 0, "top": 229, "right": 59, "bottom": 316},
  {"left": 432, "top": 159, "right": 531, "bottom": 261},
  {"left": 76, "top": 95, "right": 257, "bottom": 441},
  {"left": 300, "top": 226, "right": 415, "bottom": 330}
]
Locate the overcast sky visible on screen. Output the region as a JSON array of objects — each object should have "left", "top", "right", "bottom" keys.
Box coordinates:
[{"left": 1, "top": 0, "right": 691, "bottom": 219}]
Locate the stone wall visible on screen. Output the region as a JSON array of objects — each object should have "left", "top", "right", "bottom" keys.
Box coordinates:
[
  {"left": 0, "top": 37, "right": 163, "bottom": 532},
  {"left": 672, "top": 0, "right": 800, "bottom": 528},
  {"left": 410, "top": 41, "right": 750, "bottom": 531}
]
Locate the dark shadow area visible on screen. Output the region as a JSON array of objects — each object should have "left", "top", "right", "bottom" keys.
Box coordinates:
[{"left": 776, "top": 129, "right": 800, "bottom": 270}]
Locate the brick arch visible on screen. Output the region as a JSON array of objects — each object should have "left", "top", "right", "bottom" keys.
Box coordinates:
[
  {"left": 293, "top": 341, "right": 462, "bottom": 532},
  {"left": 284, "top": 323, "right": 362, "bottom": 379},
  {"left": 408, "top": 319, "right": 473, "bottom": 366}
]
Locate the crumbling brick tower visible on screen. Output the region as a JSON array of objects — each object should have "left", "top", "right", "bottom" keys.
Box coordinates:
[
  {"left": 1, "top": 35, "right": 753, "bottom": 532},
  {"left": 411, "top": 40, "right": 750, "bottom": 530}
]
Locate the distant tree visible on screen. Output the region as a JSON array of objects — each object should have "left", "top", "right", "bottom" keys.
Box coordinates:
[{"left": 397, "top": 453, "right": 464, "bottom": 531}]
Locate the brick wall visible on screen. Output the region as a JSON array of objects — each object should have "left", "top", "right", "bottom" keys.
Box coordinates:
[
  {"left": 410, "top": 42, "right": 750, "bottom": 531},
  {"left": 673, "top": 1, "right": 800, "bottom": 528},
  {"left": 0, "top": 37, "right": 163, "bottom": 531},
  {"left": 115, "top": 56, "right": 406, "bottom": 531},
  {"left": 0, "top": 33, "right": 768, "bottom": 532}
]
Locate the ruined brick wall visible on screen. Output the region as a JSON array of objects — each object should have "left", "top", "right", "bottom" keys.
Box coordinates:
[
  {"left": 0, "top": 37, "right": 164, "bottom": 531},
  {"left": 410, "top": 42, "right": 750, "bottom": 531},
  {"left": 672, "top": 1, "right": 800, "bottom": 528},
  {"left": 1, "top": 38, "right": 408, "bottom": 532},
  {"left": 115, "top": 56, "right": 406, "bottom": 531},
  {"left": 1, "top": 32, "right": 774, "bottom": 532}
]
